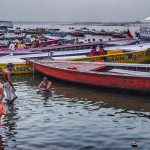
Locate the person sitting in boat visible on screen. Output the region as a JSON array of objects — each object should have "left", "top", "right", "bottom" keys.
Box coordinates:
[
  {"left": 92, "top": 39, "right": 96, "bottom": 42},
  {"left": 44, "top": 40, "right": 48, "bottom": 47},
  {"left": 30, "top": 36, "right": 35, "bottom": 43},
  {"left": 40, "top": 35, "right": 44, "bottom": 39},
  {"left": 88, "top": 45, "right": 98, "bottom": 57},
  {"left": 32, "top": 40, "right": 38, "bottom": 48},
  {"left": 3, "top": 38, "right": 9, "bottom": 46},
  {"left": 98, "top": 46, "right": 105, "bottom": 55},
  {"left": 20, "top": 41, "right": 26, "bottom": 49},
  {"left": 74, "top": 38, "right": 79, "bottom": 44},
  {"left": 88, "top": 39, "right": 91, "bottom": 43},
  {"left": 6, "top": 41, "right": 11, "bottom": 50},
  {"left": 40, "top": 42, "right": 44, "bottom": 47},
  {"left": 9, "top": 42, "right": 15, "bottom": 50},
  {"left": 38, "top": 77, "right": 52, "bottom": 92},
  {"left": 17, "top": 42, "right": 22, "bottom": 49},
  {"left": 14, "top": 38, "right": 19, "bottom": 45}
]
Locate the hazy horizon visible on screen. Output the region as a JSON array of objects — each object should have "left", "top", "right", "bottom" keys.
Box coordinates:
[{"left": 0, "top": 0, "right": 150, "bottom": 22}]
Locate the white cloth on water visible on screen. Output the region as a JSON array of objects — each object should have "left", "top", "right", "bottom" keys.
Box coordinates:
[{"left": 3, "top": 82, "right": 17, "bottom": 101}]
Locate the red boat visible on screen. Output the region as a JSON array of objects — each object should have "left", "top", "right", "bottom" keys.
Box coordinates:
[
  {"left": 29, "top": 60, "right": 150, "bottom": 93},
  {"left": 25, "top": 39, "right": 59, "bottom": 47}
]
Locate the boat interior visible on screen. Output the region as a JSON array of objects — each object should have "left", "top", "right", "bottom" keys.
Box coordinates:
[{"left": 30, "top": 60, "right": 150, "bottom": 77}]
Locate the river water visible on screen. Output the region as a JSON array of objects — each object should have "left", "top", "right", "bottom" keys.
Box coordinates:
[
  {"left": 1, "top": 73, "right": 150, "bottom": 150},
  {"left": 1, "top": 23, "right": 150, "bottom": 149}
]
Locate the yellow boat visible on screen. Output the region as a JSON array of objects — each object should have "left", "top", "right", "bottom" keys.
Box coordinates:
[
  {"left": 66, "top": 49, "right": 150, "bottom": 63},
  {"left": 0, "top": 63, "right": 33, "bottom": 74}
]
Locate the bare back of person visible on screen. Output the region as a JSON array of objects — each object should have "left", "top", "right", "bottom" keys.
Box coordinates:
[
  {"left": 2, "top": 69, "right": 10, "bottom": 82},
  {"left": 2, "top": 63, "right": 17, "bottom": 104}
]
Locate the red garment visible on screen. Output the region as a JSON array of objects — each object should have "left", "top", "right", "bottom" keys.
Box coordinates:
[
  {"left": 40, "top": 43, "right": 44, "bottom": 47},
  {"left": 0, "top": 100, "right": 6, "bottom": 127}
]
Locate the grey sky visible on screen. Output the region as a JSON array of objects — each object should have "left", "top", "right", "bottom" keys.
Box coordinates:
[{"left": 0, "top": 0, "right": 150, "bottom": 22}]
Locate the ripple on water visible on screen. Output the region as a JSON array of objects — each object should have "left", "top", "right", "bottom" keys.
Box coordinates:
[{"left": 1, "top": 74, "right": 150, "bottom": 149}]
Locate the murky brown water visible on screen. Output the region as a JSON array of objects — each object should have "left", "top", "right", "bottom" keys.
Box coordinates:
[{"left": 0, "top": 73, "right": 150, "bottom": 150}]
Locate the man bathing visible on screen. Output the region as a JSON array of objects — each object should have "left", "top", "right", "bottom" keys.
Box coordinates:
[
  {"left": 38, "top": 77, "right": 52, "bottom": 92},
  {"left": 2, "top": 63, "right": 18, "bottom": 104}
]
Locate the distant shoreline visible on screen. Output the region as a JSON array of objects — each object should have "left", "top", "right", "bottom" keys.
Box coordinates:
[{"left": 11, "top": 21, "right": 150, "bottom": 27}]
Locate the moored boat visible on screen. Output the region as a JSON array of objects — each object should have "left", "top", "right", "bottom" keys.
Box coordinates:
[
  {"left": 0, "top": 38, "right": 138, "bottom": 55},
  {"left": 0, "top": 62, "right": 33, "bottom": 74},
  {"left": 29, "top": 60, "right": 150, "bottom": 93},
  {"left": 71, "top": 30, "right": 85, "bottom": 37},
  {"left": 66, "top": 49, "right": 150, "bottom": 63}
]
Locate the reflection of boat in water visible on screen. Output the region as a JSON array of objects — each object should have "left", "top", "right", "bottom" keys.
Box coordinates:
[
  {"left": 29, "top": 60, "right": 150, "bottom": 93},
  {"left": 10, "top": 73, "right": 150, "bottom": 113}
]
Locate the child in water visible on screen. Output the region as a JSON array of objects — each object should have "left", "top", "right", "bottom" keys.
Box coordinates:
[{"left": 0, "top": 83, "right": 6, "bottom": 127}]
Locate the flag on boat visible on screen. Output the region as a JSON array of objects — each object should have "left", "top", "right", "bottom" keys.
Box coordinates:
[{"left": 127, "top": 29, "right": 134, "bottom": 38}]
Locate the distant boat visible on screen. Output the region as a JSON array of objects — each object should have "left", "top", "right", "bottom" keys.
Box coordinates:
[
  {"left": 71, "top": 30, "right": 85, "bottom": 37},
  {"left": 69, "top": 27, "right": 74, "bottom": 30},
  {"left": 91, "top": 29, "right": 113, "bottom": 35},
  {"left": 29, "top": 60, "right": 150, "bottom": 93},
  {"left": 0, "top": 21, "right": 13, "bottom": 29},
  {"left": 49, "top": 28, "right": 60, "bottom": 31},
  {"left": 139, "top": 27, "right": 150, "bottom": 40},
  {"left": 112, "top": 33, "right": 127, "bottom": 38}
]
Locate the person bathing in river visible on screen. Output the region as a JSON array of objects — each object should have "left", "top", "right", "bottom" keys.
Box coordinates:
[
  {"left": 0, "top": 83, "right": 6, "bottom": 127},
  {"left": 2, "top": 63, "right": 18, "bottom": 104},
  {"left": 38, "top": 77, "right": 52, "bottom": 92},
  {"left": 88, "top": 45, "right": 98, "bottom": 57}
]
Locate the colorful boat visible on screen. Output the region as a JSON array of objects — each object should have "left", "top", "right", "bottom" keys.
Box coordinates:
[
  {"left": 0, "top": 38, "right": 138, "bottom": 55},
  {"left": 29, "top": 60, "right": 150, "bottom": 93},
  {"left": 66, "top": 49, "right": 150, "bottom": 63},
  {"left": 0, "top": 62, "right": 33, "bottom": 74}
]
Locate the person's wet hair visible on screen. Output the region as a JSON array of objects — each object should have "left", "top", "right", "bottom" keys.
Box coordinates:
[
  {"left": 7, "top": 63, "right": 14, "bottom": 67},
  {"left": 43, "top": 77, "right": 48, "bottom": 81}
]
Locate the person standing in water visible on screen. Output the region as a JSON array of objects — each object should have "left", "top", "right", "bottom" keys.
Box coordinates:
[
  {"left": 38, "top": 77, "right": 52, "bottom": 92},
  {"left": 2, "top": 63, "right": 18, "bottom": 104}
]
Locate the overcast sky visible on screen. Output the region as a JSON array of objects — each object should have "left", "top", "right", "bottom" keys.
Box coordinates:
[{"left": 0, "top": 0, "right": 150, "bottom": 22}]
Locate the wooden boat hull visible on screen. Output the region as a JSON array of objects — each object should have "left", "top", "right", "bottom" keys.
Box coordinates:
[
  {"left": 29, "top": 61, "right": 150, "bottom": 93},
  {"left": 0, "top": 63, "right": 33, "bottom": 74},
  {"left": 67, "top": 49, "right": 150, "bottom": 63}
]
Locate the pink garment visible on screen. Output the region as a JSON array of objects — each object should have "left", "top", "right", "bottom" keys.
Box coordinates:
[{"left": 88, "top": 49, "right": 98, "bottom": 57}]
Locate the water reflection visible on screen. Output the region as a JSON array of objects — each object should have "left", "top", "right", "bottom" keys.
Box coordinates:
[
  {"left": 0, "top": 73, "right": 150, "bottom": 149},
  {"left": 9, "top": 73, "right": 150, "bottom": 112}
]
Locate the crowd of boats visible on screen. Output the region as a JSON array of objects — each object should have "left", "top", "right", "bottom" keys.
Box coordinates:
[{"left": 1, "top": 21, "right": 150, "bottom": 93}]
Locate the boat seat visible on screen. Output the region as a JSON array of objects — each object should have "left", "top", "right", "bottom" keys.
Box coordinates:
[{"left": 109, "top": 69, "right": 150, "bottom": 76}]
